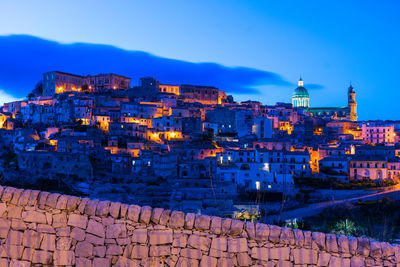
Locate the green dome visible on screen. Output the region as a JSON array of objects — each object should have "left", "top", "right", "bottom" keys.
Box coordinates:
[{"left": 293, "top": 86, "right": 309, "bottom": 98}]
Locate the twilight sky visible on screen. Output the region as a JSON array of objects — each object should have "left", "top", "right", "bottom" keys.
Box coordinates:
[{"left": 0, "top": 0, "right": 399, "bottom": 120}]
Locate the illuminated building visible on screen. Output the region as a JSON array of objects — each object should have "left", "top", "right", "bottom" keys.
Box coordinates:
[
  {"left": 295, "top": 78, "right": 358, "bottom": 121},
  {"left": 362, "top": 121, "right": 396, "bottom": 145},
  {"left": 42, "top": 71, "right": 131, "bottom": 96}
]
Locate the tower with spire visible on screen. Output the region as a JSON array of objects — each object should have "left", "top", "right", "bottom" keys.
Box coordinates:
[{"left": 347, "top": 82, "right": 357, "bottom": 121}]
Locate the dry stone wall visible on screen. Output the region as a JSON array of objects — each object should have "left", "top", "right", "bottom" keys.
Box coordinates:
[{"left": 0, "top": 186, "right": 398, "bottom": 266}]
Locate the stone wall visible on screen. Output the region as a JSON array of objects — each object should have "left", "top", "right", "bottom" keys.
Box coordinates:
[{"left": 0, "top": 186, "right": 398, "bottom": 266}]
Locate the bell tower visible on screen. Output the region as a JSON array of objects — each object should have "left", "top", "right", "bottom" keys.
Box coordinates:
[{"left": 347, "top": 83, "right": 357, "bottom": 121}]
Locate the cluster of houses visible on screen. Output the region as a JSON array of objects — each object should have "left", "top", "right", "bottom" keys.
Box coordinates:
[{"left": 1, "top": 71, "right": 400, "bottom": 216}]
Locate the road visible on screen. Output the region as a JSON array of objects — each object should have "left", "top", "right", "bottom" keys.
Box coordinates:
[{"left": 265, "top": 185, "right": 400, "bottom": 224}]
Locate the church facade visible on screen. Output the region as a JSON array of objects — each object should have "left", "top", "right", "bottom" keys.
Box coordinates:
[{"left": 291, "top": 78, "right": 357, "bottom": 122}]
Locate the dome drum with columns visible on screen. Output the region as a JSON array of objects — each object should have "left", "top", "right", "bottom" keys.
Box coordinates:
[{"left": 291, "top": 78, "right": 357, "bottom": 122}]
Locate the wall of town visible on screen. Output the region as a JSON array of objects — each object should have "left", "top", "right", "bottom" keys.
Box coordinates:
[{"left": 0, "top": 186, "right": 398, "bottom": 267}]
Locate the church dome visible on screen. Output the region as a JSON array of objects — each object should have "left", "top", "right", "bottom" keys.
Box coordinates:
[
  {"left": 293, "top": 86, "right": 309, "bottom": 98},
  {"left": 292, "top": 78, "right": 310, "bottom": 108}
]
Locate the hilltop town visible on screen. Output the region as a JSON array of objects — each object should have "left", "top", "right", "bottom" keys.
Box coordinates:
[{"left": 1, "top": 71, "right": 399, "bottom": 222}]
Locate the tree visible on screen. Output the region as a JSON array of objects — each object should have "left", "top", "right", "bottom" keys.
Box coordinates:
[
  {"left": 32, "top": 80, "right": 43, "bottom": 96},
  {"left": 27, "top": 93, "right": 35, "bottom": 100}
]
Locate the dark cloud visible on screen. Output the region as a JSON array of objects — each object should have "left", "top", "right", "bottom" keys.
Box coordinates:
[
  {"left": 0, "top": 35, "right": 291, "bottom": 98},
  {"left": 304, "top": 83, "right": 325, "bottom": 90}
]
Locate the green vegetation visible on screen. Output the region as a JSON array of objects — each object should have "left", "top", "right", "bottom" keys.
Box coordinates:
[{"left": 297, "top": 197, "right": 400, "bottom": 242}]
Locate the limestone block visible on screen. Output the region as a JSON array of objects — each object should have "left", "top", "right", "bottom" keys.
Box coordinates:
[
  {"left": 267, "top": 225, "right": 281, "bottom": 243},
  {"left": 317, "top": 251, "right": 331, "bottom": 266},
  {"left": 148, "top": 229, "right": 173, "bottom": 245},
  {"left": 221, "top": 218, "right": 232, "bottom": 235},
  {"left": 159, "top": 209, "right": 171, "bottom": 225},
  {"left": 180, "top": 248, "right": 203, "bottom": 260},
  {"left": 210, "top": 216, "right": 222, "bottom": 235},
  {"left": 109, "top": 202, "right": 121, "bottom": 219},
  {"left": 195, "top": 215, "right": 211, "bottom": 230},
  {"left": 370, "top": 241, "right": 382, "bottom": 258},
  {"left": 280, "top": 227, "right": 295, "bottom": 245},
  {"left": 22, "top": 210, "right": 47, "bottom": 224},
  {"left": 350, "top": 256, "right": 365, "bottom": 267},
  {"left": 27, "top": 190, "right": 40, "bottom": 206},
  {"left": 338, "top": 235, "right": 350, "bottom": 253},
  {"left": 269, "top": 247, "right": 290, "bottom": 261},
  {"left": 293, "top": 229, "right": 304, "bottom": 247},
  {"left": 293, "top": 248, "right": 318, "bottom": 265},
  {"left": 84, "top": 199, "right": 99, "bottom": 216},
  {"left": 10, "top": 260, "right": 30, "bottom": 267},
  {"left": 40, "top": 233, "right": 56, "bottom": 251},
  {"left": 71, "top": 227, "right": 86, "bottom": 241},
  {"left": 358, "top": 237, "right": 370, "bottom": 257},
  {"left": 1, "top": 187, "right": 15, "bottom": 202},
  {"left": 75, "top": 257, "right": 92, "bottom": 267},
  {"left": 120, "top": 204, "right": 129, "bottom": 218},
  {"left": 115, "top": 256, "right": 140, "bottom": 267},
  {"left": 86, "top": 219, "right": 105, "bottom": 238},
  {"left": 17, "top": 190, "right": 31, "bottom": 206},
  {"left": 37, "top": 224, "right": 56, "bottom": 234},
  {"left": 312, "top": 232, "right": 326, "bottom": 250},
  {"left": 349, "top": 236, "right": 358, "bottom": 255},
  {"left": 326, "top": 234, "right": 339, "bottom": 253},
  {"left": 96, "top": 200, "right": 111, "bottom": 216},
  {"left": 55, "top": 195, "right": 69, "bottom": 210},
  {"left": 67, "top": 214, "right": 88, "bottom": 229},
  {"left": 106, "top": 223, "right": 127, "bottom": 239},
  {"left": 381, "top": 242, "right": 395, "bottom": 258},
  {"left": 78, "top": 197, "right": 90, "bottom": 213},
  {"left": 245, "top": 222, "right": 256, "bottom": 240},
  {"left": 53, "top": 250, "right": 75, "bottom": 266},
  {"left": 66, "top": 196, "right": 80, "bottom": 211},
  {"left": 127, "top": 205, "right": 141, "bottom": 222},
  {"left": 230, "top": 219, "right": 244, "bottom": 236},
  {"left": 9, "top": 189, "right": 23, "bottom": 205},
  {"left": 23, "top": 229, "right": 42, "bottom": 248},
  {"left": 46, "top": 193, "right": 61, "bottom": 208},
  {"left": 188, "top": 234, "right": 211, "bottom": 251},
  {"left": 0, "top": 218, "right": 10, "bottom": 238},
  {"left": 0, "top": 203, "right": 6, "bottom": 217},
  {"left": 1, "top": 244, "right": 24, "bottom": 259},
  {"left": 217, "top": 257, "right": 235, "bottom": 267},
  {"left": 168, "top": 210, "right": 185, "bottom": 228},
  {"left": 150, "top": 245, "right": 171, "bottom": 257},
  {"left": 211, "top": 237, "right": 228, "bottom": 251},
  {"left": 94, "top": 246, "right": 106, "bottom": 257},
  {"left": 303, "top": 231, "right": 312, "bottom": 247},
  {"left": 139, "top": 206, "right": 151, "bottom": 224},
  {"left": 131, "top": 228, "right": 148, "bottom": 244},
  {"left": 173, "top": 233, "right": 188, "bottom": 248},
  {"left": 76, "top": 241, "right": 94, "bottom": 257},
  {"left": 237, "top": 252, "right": 252, "bottom": 266},
  {"left": 151, "top": 208, "right": 164, "bottom": 224},
  {"left": 200, "top": 255, "right": 218, "bottom": 267},
  {"left": 176, "top": 257, "right": 199, "bottom": 267},
  {"left": 131, "top": 245, "right": 149, "bottom": 259},
  {"left": 21, "top": 247, "right": 34, "bottom": 261},
  {"left": 185, "top": 213, "right": 196, "bottom": 229},
  {"left": 56, "top": 237, "right": 72, "bottom": 251},
  {"left": 227, "top": 238, "right": 248, "bottom": 253},
  {"left": 329, "top": 256, "right": 350, "bottom": 267},
  {"left": 7, "top": 230, "right": 23, "bottom": 245},
  {"left": 7, "top": 206, "right": 22, "bottom": 219},
  {"left": 11, "top": 219, "right": 26, "bottom": 231},
  {"left": 32, "top": 249, "right": 53, "bottom": 264},
  {"left": 92, "top": 257, "right": 111, "bottom": 267},
  {"left": 56, "top": 227, "right": 70, "bottom": 237},
  {"left": 106, "top": 244, "right": 123, "bottom": 255},
  {"left": 85, "top": 233, "right": 105, "bottom": 245}
]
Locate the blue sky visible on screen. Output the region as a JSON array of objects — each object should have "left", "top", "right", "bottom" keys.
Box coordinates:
[{"left": 0, "top": 0, "right": 399, "bottom": 120}]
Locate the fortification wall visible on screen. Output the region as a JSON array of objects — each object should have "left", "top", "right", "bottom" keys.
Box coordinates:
[{"left": 0, "top": 185, "right": 398, "bottom": 266}]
